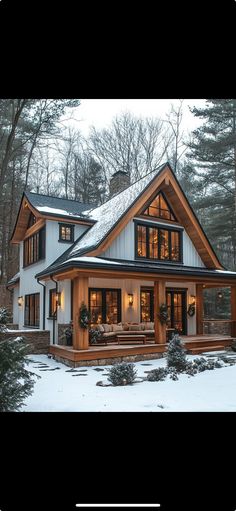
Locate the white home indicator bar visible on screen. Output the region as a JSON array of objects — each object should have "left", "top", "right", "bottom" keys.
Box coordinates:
[{"left": 76, "top": 505, "right": 161, "bottom": 508}]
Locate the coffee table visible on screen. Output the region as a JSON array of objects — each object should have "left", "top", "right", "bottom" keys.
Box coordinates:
[{"left": 116, "top": 334, "right": 147, "bottom": 345}]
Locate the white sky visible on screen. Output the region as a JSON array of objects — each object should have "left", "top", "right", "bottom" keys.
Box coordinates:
[{"left": 65, "top": 99, "right": 206, "bottom": 137}]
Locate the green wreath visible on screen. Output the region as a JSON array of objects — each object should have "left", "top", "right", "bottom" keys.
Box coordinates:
[
  {"left": 79, "top": 302, "right": 91, "bottom": 329},
  {"left": 159, "top": 303, "right": 169, "bottom": 324},
  {"left": 187, "top": 303, "right": 195, "bottom": 317}
]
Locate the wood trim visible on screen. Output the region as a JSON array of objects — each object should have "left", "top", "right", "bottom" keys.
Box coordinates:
[
  {"left": 196, "top": 284, "right": 203, "bottom": 334},
  {"left": 231, "top": 286, "right": 236, "bottom": 337},
  {"left": 154, "top": 280, "right": 166, "bottom": 344},
  {"left": 72, "top": 276, "right": 89, "bottom": 350},
  {"left": 24, "top": 219, "right": 46, "bottom": 239}
]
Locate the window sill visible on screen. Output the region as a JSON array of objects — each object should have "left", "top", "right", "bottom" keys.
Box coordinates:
[
  {"left": 47, "top": 317, "right": 57, "bottom": 320},
  {"left": 58, "top": 239, "right": 73, "bottom": 243},
  {"left": 23, "top": 325, "right": 40, "bottom": 329}
]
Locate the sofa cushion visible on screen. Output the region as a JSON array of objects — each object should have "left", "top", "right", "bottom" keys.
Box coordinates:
[
  {"left": 140, "top": 322, "right": 146, "bottom": 330},
  {"left": 103, "top": 331, "right": 116, "bottom": 338},
  {"left": 129, "top": 324, "right": 142, "bottom": 331},
  {"left": 145, "top": 322, "right": 154, "bottom": 330},
  {"left": 112, "top": 324, "right": 123, "bottom": 332},
  {"left": 97, "top": 324, "right": 105, "bottom": 333},
  {"left": 102, "top": 324, "right": 113, "bottom": 333}
]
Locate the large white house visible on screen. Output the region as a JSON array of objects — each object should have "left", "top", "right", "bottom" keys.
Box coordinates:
[{"left": 7, "top": 162, "right": 236, "bottom": 365}]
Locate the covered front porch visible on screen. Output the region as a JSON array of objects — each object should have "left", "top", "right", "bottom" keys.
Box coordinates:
[{"left": 49, "top": 262, "right": 236, "bottom": 365}]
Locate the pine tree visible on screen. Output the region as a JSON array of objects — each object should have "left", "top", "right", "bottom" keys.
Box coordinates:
[
  {"left": 166, "top": 334, "right": 187, "bottom": 372},
  {"left": 0, "top": 337, "right": 37, "bottom": 411},
  {"left": 187, "top": 100, "right": 236, "bottom": 269}
]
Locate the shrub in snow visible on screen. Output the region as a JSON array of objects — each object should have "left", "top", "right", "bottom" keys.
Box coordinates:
[
  {"left": 107, "top": 363, "right": 137, "bottom": 386},
  {"left": 168, "top": 368, "right": 179, "bottom": 380},
  {"left": 0, "top": 337, "right": 38, "bottom": 412},
  {"left": 146, "top": 367, "right": 169, "bottom": 381},
  {"left": 0, "top": 307, "right": 12, "bottom": 331},
  {"left": 167, "top": 334, "right": 187, "bottom": 372},
  {"left": 89, "top": 328, "right": 102, "bottom": 345}
]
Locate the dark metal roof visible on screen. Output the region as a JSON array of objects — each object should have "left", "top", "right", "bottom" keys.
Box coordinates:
[
  {"left": 25, "top": 191, "right": 95, "bottom": 221},
  {"left": 35, "top": 256, "right": 236, "bottom": 281},
  {"left": 7, "top": 272, "right": 20, "bottom": 287}
]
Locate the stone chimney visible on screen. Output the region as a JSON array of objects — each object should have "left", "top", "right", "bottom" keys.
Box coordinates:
[{"left": 109, "top": 170, "right": 131, "bottom": 198}]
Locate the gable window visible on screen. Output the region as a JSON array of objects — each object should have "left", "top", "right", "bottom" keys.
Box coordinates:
[
  {"left": 136, "top": 222, "right": 182, "bottom": 262},
  {"left": 142, "top": 192, "right": 177, "bottom": 222},
  {"left": 27, "top": 212, "right": 37, "bottom": 229},
  {"left": 140, "top": 289, "right": 154, "bottom": 322},
  {"left": 89, "top": 288, "right": 121, "bottom": 324},
  {"left": 49, "top": 289, "right": 57, "bottom": 318},
  {"left": 23, "top": 227, "right": 45, "bottom": 267},
  {"left": 59, "top": 223, "right": 74, "bottom": 242},
  {"left": 24, "top": 293, "right": 40, "bottom": 327}
]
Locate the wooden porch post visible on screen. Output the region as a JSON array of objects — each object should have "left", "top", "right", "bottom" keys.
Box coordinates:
[
  {"left": 231, "top": 285, "right": 236, "bottom": 338},
  {"left": 154, "top": 280, "right": 166, "bottom": 344},
  {"left": 196, "top": 284, "right": 203, "bottom": 335},
  {"left": 72, "top": 276, "right": 89, "bottom": 350}
]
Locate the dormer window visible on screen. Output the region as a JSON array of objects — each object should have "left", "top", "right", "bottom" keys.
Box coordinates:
[
  {"left": 59, "top": 223, "right": 74, "bottom": 243},
  {"left": 142, "top": 191, "right": 177, "bottom": 222},
  {"left": 27, "top": 212, "right": 37, "bottom": 229}
]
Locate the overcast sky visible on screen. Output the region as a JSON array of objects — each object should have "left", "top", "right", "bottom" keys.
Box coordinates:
[{"left": 65, "top": 99, "right": 206, "bottom": 137}]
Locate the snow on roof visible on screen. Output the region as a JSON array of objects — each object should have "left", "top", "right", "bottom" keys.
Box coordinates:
[
  {"left": 60, "top": 256, "right": 122, "bottom": 265},
  {"left": 37, "top": 205, "right": 82, "bottom": 217},
  {"left": 67, "top": 164, "right": 166, "bottom": 259},
  {"left": 7, "top": 272, "right": 20, "bottom": 286},
  {"left": 25, "top": 191, "right": 94, "bottom": 220}
]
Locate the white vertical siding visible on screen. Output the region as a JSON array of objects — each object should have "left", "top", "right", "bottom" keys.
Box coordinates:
[
  {"left": 12, "top": 285, "right": 19, "bottom": 324},
  {"left": 183, "top": 231, "right": 205, "bottom": 267}
]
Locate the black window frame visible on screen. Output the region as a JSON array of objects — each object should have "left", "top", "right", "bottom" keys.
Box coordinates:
[
  {"left": 24, "top": 292, "right": 40, "bottom": 328},
  {"left": 27, "top": 212, "right": 37, "bottom": 229},
  {"left": 23, "top": 227, "right": 46, "bottom": 267},
  {"left": 58, "top": 223, "right": 74, "bottom": 243},
  {"left": 135, "top": 220, "right": 183, "bottom": 263},
  {"left": 48, "top": 288, "right": 57, "bottom": 319},
  {"left": 141, "top": 190, "right": 177, "bottom": 222},
  {"left": 89, "top": 288, "right": 122, "bottom": 324},
  {"left": 140, "top": 288, "right": 154, "bottom": 322}
]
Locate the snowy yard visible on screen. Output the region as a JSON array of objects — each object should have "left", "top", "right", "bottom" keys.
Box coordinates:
[{"left": 20, "top": 351, "right": 236, "bottom": 412}]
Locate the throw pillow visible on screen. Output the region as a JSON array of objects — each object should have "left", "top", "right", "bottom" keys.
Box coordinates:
[
  {"left": 103, "top": 324, "right": 112, "bottom": 333},
  {"left": 129, "top": 324, "right": 141, "bottom": 331},
  {"left": 97, "top": 324, "right": 105, "bottom": 333},
  {"left": 140, "top": 323, "right": 146, "bottom": 330},
  {"left": 145, "top": 322, "right": 154, "bottom": 330}
]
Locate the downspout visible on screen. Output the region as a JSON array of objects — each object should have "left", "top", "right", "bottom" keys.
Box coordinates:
[
  {"left": 37, "top": 278, "right": 46, "bottom": 330},
  {"left": 50, "top": 275, "right": 58, "bottom": 345}
]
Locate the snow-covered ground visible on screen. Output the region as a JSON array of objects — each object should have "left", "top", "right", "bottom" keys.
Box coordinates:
[{"left": 21, "top": 352, "right": 236, "bottom": 412}]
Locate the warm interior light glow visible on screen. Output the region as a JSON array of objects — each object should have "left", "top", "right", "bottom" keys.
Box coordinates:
[
  {"left": 56, "top": 292, "right": 61, "bottom": 307},
  {"left": 189, "top": 295, "right": 196, "bottom": 305},
  {"left": 128, "top": 293, "right": 134, "bottom": 306},
  {"left": 18, "top": 296, "right": 23, "bottom": 307}
]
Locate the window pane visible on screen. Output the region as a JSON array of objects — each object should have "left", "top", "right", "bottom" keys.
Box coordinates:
[
  {"left": 143, "top": 193, "right": 176, "bottom": 221},
  {"left": 171, "top": 231, "right": 180, "bottom": 261},
  {"left": 90, "top": 290, "right": 103, "bottom": 324},
  {"left": 160, "top": 230, "right": 169, "bottom": 259},
  {"left": 137, "top": 225, "right": 147, "bottom": 257},
  {"left": 49, "top": 289, "right": 57, "bottom": 317},
  {"left": 35, "top": 294, "right": 40, "bottom": 326},
  {"left": 106, "top": 291, "right": 119, "bottom": 324},
  {"left": 149, "top": 227, "right": 158, "bottom": 259},
  {"left": 24, "top": 295, "right": 29, "bottom": 325},
  {"left": 141, "top": 291, "right": 151, "bottom": 321}
]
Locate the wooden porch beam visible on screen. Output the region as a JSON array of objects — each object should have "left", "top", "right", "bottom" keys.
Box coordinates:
[
  {"left": 72, "top": 276, "right": 89, "bottom": 350},
  {"left": 231, "top": 285, "right": 236, "bottom": 337},
  {"left": 196, "top": 284, "right": 203, "bottom": 335},
  {"left": 154, "top": 280, "right": 166, "bottom": 344}
]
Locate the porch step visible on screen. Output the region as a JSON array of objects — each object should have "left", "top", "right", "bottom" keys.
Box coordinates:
[
  {"left": 187, "top": 345, "right": 226, "bottom": 355},
  {"left": 184, "top": 337, "right": 232, "bottom": 349}
]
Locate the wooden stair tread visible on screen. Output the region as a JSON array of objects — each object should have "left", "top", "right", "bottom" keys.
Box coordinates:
[{"left": 188, "top": 345, "right": 225, "bottom": 354}]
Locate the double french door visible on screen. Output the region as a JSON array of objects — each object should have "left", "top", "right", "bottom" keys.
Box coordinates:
[{"left": 166, "top": 289, "right": 187, "bottom": 335}]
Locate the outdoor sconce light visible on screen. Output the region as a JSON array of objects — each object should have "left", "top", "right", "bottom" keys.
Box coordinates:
[
  {"left": 190, "top": 295, "right": 196, "bottom": 305},
  {"left": 18, "top": 296, "right": 23, "bottom": 307},
  {"left": 217, "top": 291, "right": 223, "bottom": 299},
  {"left": 128, "top": 293, "right": 134, "bottom": 306},
  {"left": 56, "top": 292, "right": 61, "bottom": 307}
]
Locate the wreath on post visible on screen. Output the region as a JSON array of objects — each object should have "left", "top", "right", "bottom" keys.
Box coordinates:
[
  {"left": 158, "top": 303, "right": 169, "bottom": 324},
  {"left": 187, "top": 303, "right": 195, "bottom": 317},
  {"left": 79, "top": 301, "right": 91, "bottom": 329}
]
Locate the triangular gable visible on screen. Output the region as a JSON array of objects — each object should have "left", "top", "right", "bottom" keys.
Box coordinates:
[
  {"left": 141, "top": 190, "right": 177, "bottom": 222},
  {"left": 86, "top": 163, "right": 223, "bottom": 269},
  {"left": 11, "top": 195, "right": 43, "bottom": 243}
]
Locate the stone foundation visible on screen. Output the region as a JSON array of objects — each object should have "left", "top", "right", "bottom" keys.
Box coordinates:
[
  {"left": 203, "top": 321, "right": 231, "bottom": 335},
  {"left": 0, "top": 330, "right": 50, "bottom": 354},
  {"left": 53, "top": 352, "right": 163, "bottom": 368},
  {"left": 58, "top": 323, "right": 71, "bottom": 345}
]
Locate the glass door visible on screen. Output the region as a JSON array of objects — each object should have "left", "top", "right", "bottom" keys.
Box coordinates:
[{"left": 166, "top": 289, "right": 187, "bottom": 335}]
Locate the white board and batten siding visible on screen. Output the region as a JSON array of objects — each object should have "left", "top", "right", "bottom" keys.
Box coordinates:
[
  {"left": 17, "top": 220, "right": 88, "bottom": 333},
  {"left": 102, "top": 219, "right": 205, "bottom": 268}
]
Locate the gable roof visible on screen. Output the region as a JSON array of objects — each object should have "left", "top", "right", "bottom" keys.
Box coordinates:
[
  {"left": 36, "top": 162, "right": 224, "bottom": 278},
  {"left": 11, "top": 191, "right": 95, "bottom": 243}
]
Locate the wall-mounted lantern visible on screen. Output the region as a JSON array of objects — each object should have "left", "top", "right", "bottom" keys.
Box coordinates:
[
  {"left": 217, "top": 291, "right": 223, "bottom": 299},
  {"left": 55, "top": 292, "right": 61, "bottom": 307},
  {"left": 18, "top": 296, "right": 23, "bottom": 307},
  {"left": 128, "top": 293, "right": 134, "bottom": 306}
]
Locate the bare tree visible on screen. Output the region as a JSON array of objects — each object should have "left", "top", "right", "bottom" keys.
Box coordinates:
[{"left": 165, "top": 100, "right": 187, "bottom": 174}]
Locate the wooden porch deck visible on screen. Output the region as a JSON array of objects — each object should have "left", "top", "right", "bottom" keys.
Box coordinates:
[{"left": 50, "top": 334, "right": 234, "bottom": 366}]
